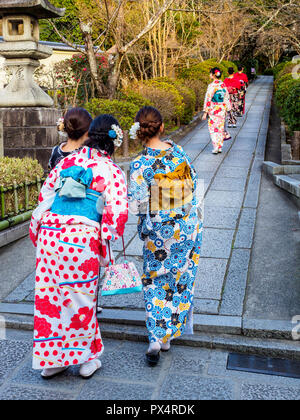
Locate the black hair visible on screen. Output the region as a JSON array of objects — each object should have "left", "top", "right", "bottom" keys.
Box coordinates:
[
  {"left": 238, "top": 65, "right": 244, "bottom": 71},
  {"left": 64, "top": 107, "right": 92, "bottom": 140},
  {"left": 228, "top": 67, "right": 235, "bottom": 75},
  {"left": 85, "top": 114, "right": 120, "bottom": 156},
  {"left": 210, "top": 67, "right": 222, "bottom": 79}
]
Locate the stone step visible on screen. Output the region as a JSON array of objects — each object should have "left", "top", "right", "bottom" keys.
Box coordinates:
[
  {"left": 0, "top": 302, "right": 297, "bottom": 343},
  {"left": 2, "top": 312, "right": 300, "bottom": 361}
]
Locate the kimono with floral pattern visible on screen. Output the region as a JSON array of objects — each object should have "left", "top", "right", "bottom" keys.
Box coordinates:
[
  {"left": 204, "top": 80, "right": 232, "bottom": 150},
  {"left": 29, "top": 146, "right": 128, "bottom": 370},
  {"left": 128, "top": 141, "right": 203, "bottom": 344}
]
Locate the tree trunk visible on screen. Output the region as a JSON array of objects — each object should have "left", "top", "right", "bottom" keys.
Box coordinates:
[
  {"left": 107, "top": 52, "right": 123, "bottom": 100},
  {"left": 80, "top": 21, "right": 106, "bottom": 98},
  {"left": 122, "top": 130, "right": 129, "bottom": 158}
]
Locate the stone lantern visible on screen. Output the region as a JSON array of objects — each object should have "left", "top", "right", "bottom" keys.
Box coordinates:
[
  {"left": 0, "top": 0, "right": 65, "bottom": 107},
  {"left": 0, "top": 1, "right": 65, "bottom": 169}
]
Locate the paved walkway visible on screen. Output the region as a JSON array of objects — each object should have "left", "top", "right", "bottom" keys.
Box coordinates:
[
  {"left": 0, "top": 328, "right": 299, "bottom": 400},
  {"left": 1, "top": 76, "right": 274, "bottom": 320},
  {"left": 1, "top": 76, "right": 300, "bottom": 400}
]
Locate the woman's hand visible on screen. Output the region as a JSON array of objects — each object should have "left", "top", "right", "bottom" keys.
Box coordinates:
[{"left": 202, "top": 112, "right": 208, "bottom": 121}]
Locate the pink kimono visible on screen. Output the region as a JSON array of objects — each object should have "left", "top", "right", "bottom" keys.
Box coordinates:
[
  {"left": 204, "top": 80, "right": 232, "bottom": 150},
  {"left": 29, "top": 146, "right": 128, "bottom": 370}
]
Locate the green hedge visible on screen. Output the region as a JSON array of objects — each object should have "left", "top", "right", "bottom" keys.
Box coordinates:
[
  {"left": 281, "top": 84, "right": 300, "bottom": 132},
  {"left": 153, "top": 78, "right": 196, "bottom": 125},
  {"left": 0, "top": 157, "right": 44, "bottom": 187},
  {"left": 85, "top": 98, "right": 139, "bottom": 131},
  {"left": 272, "top": 61, "right": 300, "bottom": 132},
  {"left": 0, "top": 157, "right": 44, "bottom": 218}
]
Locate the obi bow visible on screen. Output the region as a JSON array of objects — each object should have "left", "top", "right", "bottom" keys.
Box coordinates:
[
  {"left": 150, "top": 161, "right": 194, "bottom": 211},
  {"left": 55, "top": 166, "right": 94, "bottom": 199}
]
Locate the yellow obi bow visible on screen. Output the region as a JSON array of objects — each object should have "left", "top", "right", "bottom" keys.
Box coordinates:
[{"left": 150, "top": 161, "right": 194, "bottom": 212}]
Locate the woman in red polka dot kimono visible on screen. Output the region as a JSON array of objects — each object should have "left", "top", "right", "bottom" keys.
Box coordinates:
[{"left": 29, "top": 114, "right": 128, "bottom": 379}]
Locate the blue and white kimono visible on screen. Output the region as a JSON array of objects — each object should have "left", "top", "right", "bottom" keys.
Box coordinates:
[{"left": 129, "top": 141, "right": 203, "bottom": 344}]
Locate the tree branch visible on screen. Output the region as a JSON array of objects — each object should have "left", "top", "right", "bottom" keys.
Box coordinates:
[
  {"left": 48, "top": 20, "right": 85, "bottom": 53},
  {"left": 120, "top": 0, "right": 176, "bottom": 54}
]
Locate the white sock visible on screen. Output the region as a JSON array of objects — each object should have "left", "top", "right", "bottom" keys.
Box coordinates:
[
  {"left": 148, "top": 342, "right": 161, "bottom": 354},
  {"left": 161, "top": 340, "right": 171, "bottom": 351}
]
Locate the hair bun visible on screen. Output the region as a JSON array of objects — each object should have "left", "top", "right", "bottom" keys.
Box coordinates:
[{"left": 135, "top": 107, "right": 163, "bottom": 142}]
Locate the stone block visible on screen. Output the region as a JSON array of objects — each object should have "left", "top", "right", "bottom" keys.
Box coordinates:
[
  {"left": 200, "top": 228, "right": 235, "bottom": 259},
  {"left": 220, "top": 249, "right": 251, "bottom": 316},
  {"left": 195, "top": 257, "right": 228, "bottom": 300}
]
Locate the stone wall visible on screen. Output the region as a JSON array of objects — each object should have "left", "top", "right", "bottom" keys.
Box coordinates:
[{"left": 0, "top": 107, "right": 60, "bottom": 170}]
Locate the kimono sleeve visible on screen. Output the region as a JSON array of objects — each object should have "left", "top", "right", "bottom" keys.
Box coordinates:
[
  {"left": 203, "top": 84, "right": 213, "bottom": 113},
  {"left": 224, "top": 87, "right": 232, "bottom": 112},
  {"left": 29, "top": 167, "right": 59, "bottom": 247},
  {"left": 101, "top": 163, "right": 128, "bottom": 242},
  {"left": 128, "top": 159, "right": 150, "bottom": 218}
]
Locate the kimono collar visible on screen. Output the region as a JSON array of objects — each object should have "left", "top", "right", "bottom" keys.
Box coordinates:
[{"left": 144, "top": 140, "right": 174, "bottom": 157}]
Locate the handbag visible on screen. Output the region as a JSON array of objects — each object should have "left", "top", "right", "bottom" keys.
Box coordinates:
[{"left": 101, "top": 237, "right": 143, "bottom": 296}]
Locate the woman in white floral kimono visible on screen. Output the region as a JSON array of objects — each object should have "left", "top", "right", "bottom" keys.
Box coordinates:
[
  {"left": 29, "top": 114, "right": 128, "bottom": 379},
  {"left": 202, "top": 67, "right": 232, "bottom": 154}
]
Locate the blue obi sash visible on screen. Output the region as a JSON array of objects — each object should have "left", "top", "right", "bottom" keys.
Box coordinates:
[
  {"left": 51, "top": 166, "right": 103, "bottom": 223},
  {"left": 212, "top": 89, "right": 226, "bottom": 103}
]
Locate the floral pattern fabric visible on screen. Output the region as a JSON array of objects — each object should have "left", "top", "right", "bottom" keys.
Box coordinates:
[
  {"left": 129, "top": 142, "right": 203, "bottom": 344},
  {"left": 204, "top": 80, "right": 232, "bottom": 150},
  {"left": 30, "top": 146, "right": 128, "bottom": 369}
]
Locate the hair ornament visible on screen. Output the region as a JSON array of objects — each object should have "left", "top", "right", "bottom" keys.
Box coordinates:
[
  {"left": 109, "top": 124, "right": 123, "bottom": 147},
  {"left": 129, "top": 122, "right": 140, "bottom": 140}
]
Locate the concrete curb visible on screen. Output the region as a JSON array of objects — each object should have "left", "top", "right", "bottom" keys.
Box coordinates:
[
  {"left": 0, "top": 221, "right": 30, "bottom": 248},
  {"left": 263, "top": 161, "right": 300, "bottom": 208}
]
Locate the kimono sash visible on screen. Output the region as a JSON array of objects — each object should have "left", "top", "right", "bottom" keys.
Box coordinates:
[
  {"left": 51, "top": 166, "right": 103, "bottom": 222},
  {"left": 150, "top": 161, "right": 194, "bottom": 212}
]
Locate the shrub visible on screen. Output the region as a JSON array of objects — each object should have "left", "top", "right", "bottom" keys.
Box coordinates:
[
  {"left": 0, "top": 157, "right": 44, "bottom": 217},
  {"left": 0, "top": 157, "right": 44, "bottom": 188},
  {"left": 272, "top": 62, "right": 288, "bottom": 79},
  {"left": 154, "top": 78, "right": 196, "bottom": 125},
  {"left": 276, "top": 62, "right": 294, "bottom": 81},
  {"left": 275, "top": 76, "right": 299, "bottom": 110},
  {"left": 182, "top": 79, "right": 207, "bottom": 111},
  {"left": 118, "top": 89, "right": 153, "bottom": 109},
  {"left": 282, "top": 84, "right": 300, "bottom": 132},
  {"left": 275, "top": 72, "right": 293, "bottom": 89},
  {"left": 221, "top": 60, "right": 238, "bottom": 74},
  {"left": 145, "top": 80, "right": 185, "bottom": 122},
  {"left": 134, "top": 80, "right": 184, "bottom": 128},
  {"left": 85, "top": 98, "right": 139, "bottom": 131}
]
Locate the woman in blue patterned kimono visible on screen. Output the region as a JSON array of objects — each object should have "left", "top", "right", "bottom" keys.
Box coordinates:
[{"left": 128, "top": 107, "right": 203, "bottom": 366}]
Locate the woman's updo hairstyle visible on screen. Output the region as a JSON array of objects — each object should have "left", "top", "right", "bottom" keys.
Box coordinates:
[
  {"left": 135, "top": 106, "right": 163, "bottom": 143},
  {"left": 210, "top": 67, "right": 222, "bottom": 79},
  {"left": 228, "top": 67, "right": 235, "bottom": 75},
  {"left": 85, "top": 114, "right": 119, "bottom": 156},
  {"left": 63, "top": 108, "right": 92, "bottom": 140}
]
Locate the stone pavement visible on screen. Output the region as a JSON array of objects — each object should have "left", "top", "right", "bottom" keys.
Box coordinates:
[
  {"left": 0, "top": 76, "right": 299, "bottom": 357},
  {"left": 0, "top": 328, "right": 300, "bottom": 400}
]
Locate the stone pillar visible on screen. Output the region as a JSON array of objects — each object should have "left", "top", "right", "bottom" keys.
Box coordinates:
[
  {"left": 0, "top": 1, "right": 65, "bottom": 169},
  {"left": 0, "top": 107, "right": 60, "bottom": 169}
]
